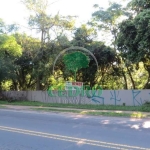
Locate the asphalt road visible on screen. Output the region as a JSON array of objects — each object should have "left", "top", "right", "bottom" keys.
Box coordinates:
[{"left": 0, "top": 109, "right": 150, "bottom": 150}]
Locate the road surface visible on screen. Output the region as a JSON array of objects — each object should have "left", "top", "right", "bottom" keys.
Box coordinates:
[{"left": 0, "top": 109, "right": 150, "bottom": 150}]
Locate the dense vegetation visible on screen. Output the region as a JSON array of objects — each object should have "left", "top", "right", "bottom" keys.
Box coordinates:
[{"left": 0, "top": 0, "right": 150, "bottom": 91}]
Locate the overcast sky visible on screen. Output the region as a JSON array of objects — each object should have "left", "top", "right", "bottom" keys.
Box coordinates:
[{"left": 0, "top": 0, "right": 129, "bottom": 39}]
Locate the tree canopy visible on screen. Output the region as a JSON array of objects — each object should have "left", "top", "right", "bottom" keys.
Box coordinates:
[{"left": 0, "top": 0, "right": 150, "bottom": 90}]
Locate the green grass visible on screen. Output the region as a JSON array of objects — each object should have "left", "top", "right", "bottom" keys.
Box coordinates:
[
  {"left": 0, "top": 105, "right": 6, "bottom": 108},
  {"left": 0, "top": 100, "right": 150, "bottom": 112},
  {"left": 33, "top": 107, "right": 149, "bottom": 118}
]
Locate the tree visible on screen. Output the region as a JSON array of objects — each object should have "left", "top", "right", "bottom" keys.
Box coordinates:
[
  {"left": 0, "top": 34, "right": 22, "bottom": 89},
  {"left": 72, "top": 24, "right": 97, "bottom": 49},
  {"left": 0, "top": 34, "right": 22, "bottom": 57},
  {"left": 63, "top": 52, "right": 90, "bottom": 81},
  {"left": 93, "top": 44, "right": 119, "bottom": 88},
  {"left": 117, "top": 8, "right": 150, "bottom": 89},
  {"left": 22, "top": 0, "right": 75, "bottom": 45},
  {"left": 71, "top": 23, "right": 120, "bottom": 88},
  {"left": 127, "top": 0, "right": 150, "bottom": 13},
  {"left": 12, "top": 33, "right": 41, "bottom": 90},
  {"left": 91, "top": 2, "right": 127, "bottom": 50},
  {"left": 22, "top": 0, "right": 75, "bottom": 90},
  {"left": 0, "top": 18, "right": 18, "bottom": 34},
  {"left": 0, "top": 18, "right": 5, "bottom": 34}
]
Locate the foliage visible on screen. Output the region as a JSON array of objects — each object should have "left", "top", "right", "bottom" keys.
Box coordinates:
[
  {"left": 92, "top": 3, "right": 124, "bottom": 29},
  {"left": 128, "top": 0, "right": 150, "bottom": 13},
  {"left": 0, "top": 0, "right": 150, "bottom": 90},
  {"left": 22, "top": 0, "right": 75, "bottom": 90},
  {"left": 91, "top": 2, "right": 128, "bottom": 48},
  {"left": 72, "top": 24, "right": 97, "bottom": 48},
  {"left": 117, "top": 8, "right": 150, "bottom": 88},
  {"left": 22, "top": 0, "right": 75, "bottom": 43},
  {"left": 0, "top": 34, "right": 22, "bottom": 57},
  {"left": 0, "top": 34, "right": 22, "bottom": 88},
  {"left": 0, "top": 18, "right": 18, "bottom": 34}
]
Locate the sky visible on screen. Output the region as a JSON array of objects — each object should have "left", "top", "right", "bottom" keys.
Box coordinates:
[{"left": 0, "top": 0, "right": 128, "bottom": 38}]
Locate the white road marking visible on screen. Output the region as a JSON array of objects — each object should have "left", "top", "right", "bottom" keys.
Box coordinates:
[{"left": 0, "top": 126, "right": 149, "bottom": 150}]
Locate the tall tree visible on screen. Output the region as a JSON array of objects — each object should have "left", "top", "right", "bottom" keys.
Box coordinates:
[
  {"left": 117, "top": 8, "right": 150, "bottom": 89},
  {"left": 12, "top": 33, "right": 41, "bottom": 90},
  {"left": 72, "top": 24, "right": 97, "bottom": 49},
  {"left": 91, "top": 2, "right": 127, "bottom": 50},
  {"left": 128, "top": 0, "right": 150, "bottom": 13},
  {"left": 0, "top": 34, "right": 22, "bottom": 89},
  {"left": 22, "top": 0, "right": 75, "bottom": 90}
]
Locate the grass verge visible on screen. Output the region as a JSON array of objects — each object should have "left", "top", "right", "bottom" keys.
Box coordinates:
[
  {"left": 0, "top": 105, "right": 6, "bottom": 108},
  {"left": 33, "top": 108, "right": 149, "bottom": 118},
  {"left": 0, "top": 100, "right": 150, "bottom": 112}
]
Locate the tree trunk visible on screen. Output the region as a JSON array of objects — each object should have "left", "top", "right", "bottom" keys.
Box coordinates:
[
  {"left": 127, "top": 66, "right": 136, "bottom": 89},
  {"left": 144, "top": 72, "right": 150, "bottom": 89},
  {"left": 36, "top": 76, "right": 40, "bottom": 90},
  {"left": 122, "top": 70, "right": 128, "bottom": 89},
  {"left": 0, "top": 82, "right": 2, "bottom": 91}
]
